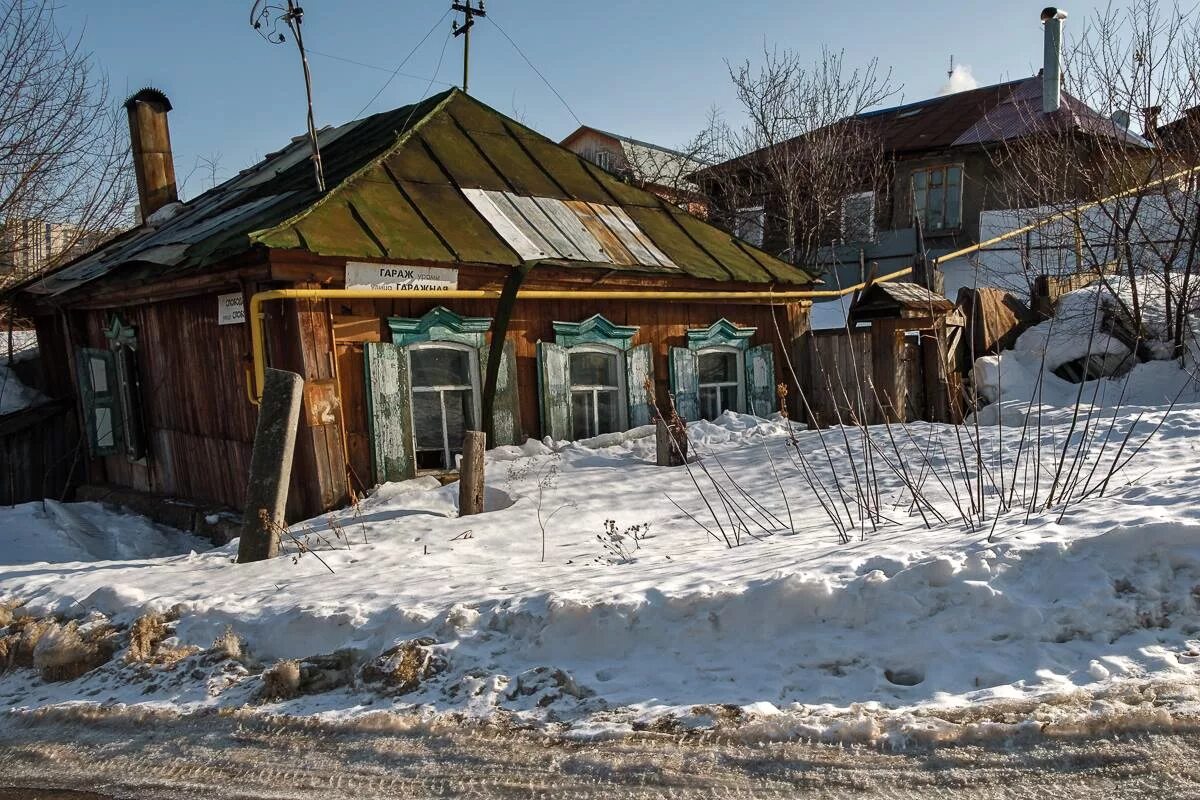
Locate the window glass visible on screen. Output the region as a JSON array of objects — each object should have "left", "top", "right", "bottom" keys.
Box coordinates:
[
  {"left": 568, "top": 348, "right": 623, "bottom": 438},
  {"left": 699, "top": 351, "right": 737, "bottom": 383},
  {"left": 95, "top": 407, "right": 114, "bottom": 448},
  {"left": 912, "top": 165, "right": 963, "bottom": 231},
  {"left": 411, "top": 347, "right": 471, "bottom": 387},
  {"left": 409, "top": 345, "right": 476, "bottom": 471},
  {"left": 89, "top": 357, "right": 108, "bottom": 393},
  {"left": 734, "top": 206, "right": 765, "bottom": 247},
  {"left": 570, "top": 350, "right": 618, "bottom": 386},
  {"left": 412, "top": 393, "right": 444, "bottom": 451}
]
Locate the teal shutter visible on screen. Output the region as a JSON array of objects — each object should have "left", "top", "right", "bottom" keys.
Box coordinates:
[
  {"left": 364, "top": 342, "right": 415, "bottom": 484},
  {"left": 481, "top": 340, "right": 522, "bottom": 446},
  {"left": 77, "top": 348, "right": 122, "bottom": 457},
  {"left": 745, "top": 343, "right": 776, "bottom": 418},
  {"left": 537, "top": 341, "right": 572, "bottom": 441},
  {"left": 624, "top": 344, "right": 654, "bottom": 427},
  {"left": 669, "top": 347, "right": 700, "bottom": 422}
]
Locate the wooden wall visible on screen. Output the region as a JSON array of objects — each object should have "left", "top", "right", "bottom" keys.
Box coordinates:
[
  {"left": 71, "top": 291, "right": 260, "bottom": 513},
  {"left": 331, "top": 293, "right": 808, "bottom": 496},
  {"left": 0, "top": 400, "right": 82, "bottom": 505}
]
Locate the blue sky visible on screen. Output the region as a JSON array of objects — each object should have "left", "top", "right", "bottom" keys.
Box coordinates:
[{"left": 57, "top": 1, "right": 1112, "bottom": 196}]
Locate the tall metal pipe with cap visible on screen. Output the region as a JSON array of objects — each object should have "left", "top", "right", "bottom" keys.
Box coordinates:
[
  {"left": 124, "top": 87, "right": 178, "bottom": 220},
  {"left": 1042, "top": 7, "right": 1068, "bottom": 114}
]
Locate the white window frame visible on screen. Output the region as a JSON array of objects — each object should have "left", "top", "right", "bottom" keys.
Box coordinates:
[
  {"left": 567, "top": 342, "right": 628, "bottom": 438},
  {"left": 696, "top": 345, "right": 745, "bottom": 421},
  {"left": 593, "top": 148, "right": 614, "bottom": 171},
  {"left": 407, "top": 341, "right": 481, "bottom": 472},
  {"left": 734, "top": 206, "right": 765, "bottom": 247},
  {"left": 840, "top": 190, "right": 876, "bottom": 244}
]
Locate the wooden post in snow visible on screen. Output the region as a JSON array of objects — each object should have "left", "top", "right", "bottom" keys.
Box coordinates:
[
  {"left": 238, "top": 368, "right": 304, "bottom": 564},
  {"left": 458, "top": 430, "right": 486, "bottom": 516},
  {"left": 656, "top": 418, "right": 687, "bottom": 467}
]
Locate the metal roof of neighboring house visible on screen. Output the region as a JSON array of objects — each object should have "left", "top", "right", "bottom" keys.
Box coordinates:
[
  {"left": 16, "top": 90, "right": 813, "bottom": 299},
  {"left": 703, "top": 75, "right": 1150, "bottom": 178},
  {"left": 560, "top": 125, "right": 708, "bottom": 189}
]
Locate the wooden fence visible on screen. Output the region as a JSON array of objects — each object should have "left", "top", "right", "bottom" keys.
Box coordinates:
[
  {"left": 797, "top": 328, "right": 926, "bottom": 427},
  {"left": 0, "top": 400, "right": 82, "bottom": 506}
]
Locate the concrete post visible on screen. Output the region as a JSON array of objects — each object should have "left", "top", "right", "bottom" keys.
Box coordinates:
[
  {"left": 237, "top": 368, "right": 304, "bottom": 563},
  {"left": 458, "top": 430, "right": 486, "bottom": 516}
]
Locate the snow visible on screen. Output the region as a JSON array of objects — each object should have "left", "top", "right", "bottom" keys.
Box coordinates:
[
  {"left": 0, "top": 329, "right": 45, "bottom": 415},
  {"left": 0, "top": 500, "right": 209, "bottom": 565},
  {"left": 972, "top": 279, "right": 1200, "bottom": 411},
  {"left": 4, "top": 403, "right": 1200, "bottom": 744}
]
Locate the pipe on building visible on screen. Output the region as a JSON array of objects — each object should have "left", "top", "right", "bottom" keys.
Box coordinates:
[
  {"left": 247, "top": 264, "right": 918, "bottom": 404},
  {"left": 1041, "top": 7, "right": 1068, "bottom": 114}
]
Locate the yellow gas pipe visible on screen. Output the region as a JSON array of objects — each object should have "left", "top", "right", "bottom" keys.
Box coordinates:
[{"left": 246, "top": 265, "right": 917, "bottom": 404}]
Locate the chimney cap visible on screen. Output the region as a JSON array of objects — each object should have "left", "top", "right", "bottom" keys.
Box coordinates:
[
  {"left": 1041, "top": 7, "right": 1068, "bottom": 22},
  {"left": 123, "top": 87, "right": 172, "bottom": 112}
]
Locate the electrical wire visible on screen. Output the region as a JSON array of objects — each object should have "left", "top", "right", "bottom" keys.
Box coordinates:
[
  {"left": 485, "top": 13, "right": 582, "bottom": 127},
  {"left": 305, "top": 47, "right": 457, "bottom": 88},
  {"left": 353, "top": 8, "right": 452, "bottom": 120}
]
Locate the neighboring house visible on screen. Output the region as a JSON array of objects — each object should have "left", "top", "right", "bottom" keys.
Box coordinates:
[
  {"left": 560, "top": 125, "right": 708, "bottom": 216},
  {"left": 699, "top": 13, "right": 1152, "bottom": 301},
  {"left": 4, "top": 87, "right": 815, "bottom": 521}
]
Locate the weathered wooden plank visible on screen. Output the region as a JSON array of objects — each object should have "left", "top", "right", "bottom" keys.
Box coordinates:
[
  {"left": 669, "top": 347, "right": 699, "bottom": 421},
  {"left": 624, "top": 343, "right": 654, "bottom": 427},
  {"left": 745, "top": 343, "right": 776, "bottom": 418},
  {"left": 364, "top": 341, "right": 414, "bottom": 483},
  {"left": 536, "top": 340, "right": 571, "bottom": 440}
]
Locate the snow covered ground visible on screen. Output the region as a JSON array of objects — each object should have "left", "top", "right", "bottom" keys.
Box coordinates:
[{"left": 3, "top": 403, "right": 1200, "bottom": 745}]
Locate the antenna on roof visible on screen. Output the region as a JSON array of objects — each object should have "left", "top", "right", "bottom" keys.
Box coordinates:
[
  {"left": 948, "top": 54, "right": 955, "bottom": 80},
  {"left": 250, "top": 0, "right": 326, "bottom": 192},
  {"left": 452, "top": 0, "right": 486, "bottom": 94}
]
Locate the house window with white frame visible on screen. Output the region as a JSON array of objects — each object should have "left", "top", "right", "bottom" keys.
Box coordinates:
[
  {"left": 840, "top": 191, "right": 875, "bottom": 243},
  {"left": 911, "top": 164, "right": 963, "bottom": 231},
  {"left": 568, "top": 344, "right": 626, "bottom": 438},
  {"left": 734, "top": 206, "right": 765, "bottom": 247},
  {"left": 592, "top": 148, "right": 614, "bottom": 171},
  {"left": 696, "top": 346, "right": 744, "bottom": 421},
  {"left": 408, "top": 342, "right": 480, "bottom": 471}
]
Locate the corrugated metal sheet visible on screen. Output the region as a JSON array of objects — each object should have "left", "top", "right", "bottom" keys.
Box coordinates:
[{"left": 16, "top": 89, "right": 813, "bottom": 300}]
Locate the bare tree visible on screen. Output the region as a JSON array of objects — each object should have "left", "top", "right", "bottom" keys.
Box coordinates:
[
  {"left": 0, "top": 0, "right": 134, "bottom": 290},
  {"left": 986, "top": 0, "right": 1200, "bottom": 362},
  {"left": 696, "top": 46, "right": 899, "bottom": 266}
]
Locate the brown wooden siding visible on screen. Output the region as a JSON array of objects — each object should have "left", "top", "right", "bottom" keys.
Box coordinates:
[{"left": 73, "top": 291, "right": 260, "bottom": 512}]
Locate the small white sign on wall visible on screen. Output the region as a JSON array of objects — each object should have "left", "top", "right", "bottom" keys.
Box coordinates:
[
  {"left": 218, "top": 292, "right": 245, "bottom": 325},
  {"left": 345, "top": 262, "right": 459, "bottom": 291}
]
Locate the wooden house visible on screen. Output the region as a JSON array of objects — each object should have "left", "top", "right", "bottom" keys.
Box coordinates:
[{"left": 6, "top": 87, "right": 816, "bottom": 522}]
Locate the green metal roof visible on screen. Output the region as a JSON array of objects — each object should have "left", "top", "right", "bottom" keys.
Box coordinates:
[{"left": 21, "top": 89, "right": 816, "bottom": 298}]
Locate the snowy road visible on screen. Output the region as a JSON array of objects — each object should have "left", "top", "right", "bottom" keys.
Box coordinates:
[{"left": 2, "top": 713, "right": 1200, "bottom": 799}]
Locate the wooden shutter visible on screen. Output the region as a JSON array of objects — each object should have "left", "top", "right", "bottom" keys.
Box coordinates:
[
  {"left": 480, "top": 340, "right": 522, "bottom": 446},
  {"left": 669, "top": 347, "right": 700, "bottom": 422},
  {"left": 114, "top": 347, "right": 146, "bottom": 460},
  {"left": 624, "top": 344, "right": 654, "bottom": 428},
  {"left": 537, "top": 341, "right": 571, "bottom": 441},
  {"left": 77, "top": 348, "right": 122, "bottom": 457},
  {"left": 364, "top": 342, "right": 415, "bottom": 484},
  {"left": 745, "top": 343, "right": 776, "bottom": 417}
]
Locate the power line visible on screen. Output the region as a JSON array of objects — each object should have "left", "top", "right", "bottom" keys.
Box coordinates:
[
  {"left": 305, "top": 47, "right": 457, "bottom": 88},
  {"left": 353, "top": 8, "right": 453, "bottom": 120},
  {"left": 485, "top": 13, "right": 582, "bottom": 127}
]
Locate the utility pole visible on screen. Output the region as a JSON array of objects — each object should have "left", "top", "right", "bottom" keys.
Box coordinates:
[{"left": 452, "top": 0, "right": 486, "bottom": 94}]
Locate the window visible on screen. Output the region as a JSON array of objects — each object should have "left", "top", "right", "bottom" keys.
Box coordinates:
[
  {"left": 568, "top": 344, "right": 626, "bottom": 438},
  {"left": 841, "top": 191, "right": 875, "bottom": 243},
  {"left": 697, "top": 347, "right": 744, "bottom": 421},
  {"left": 78, "top": 316, "right": 146, "bottom": 461},
  {"left": 408, "top": 342, "right": 479, "bottom": 471},
  {"left": 592, "top": 148, "right": 614, "bottom": 171},
  {"left": 734, "top": 206, "right": 765, "bottom": 247},
  {"left": 912, "top": 165, "right": 963, "bottom": 232}
]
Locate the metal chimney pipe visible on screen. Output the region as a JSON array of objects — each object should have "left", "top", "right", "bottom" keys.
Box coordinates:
[
  {"left": 1041, "top": 7, "right": 1068, "bottom": 114},
  {"left": 124, "top": 87, "right": 178, "bottom": 220}
]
